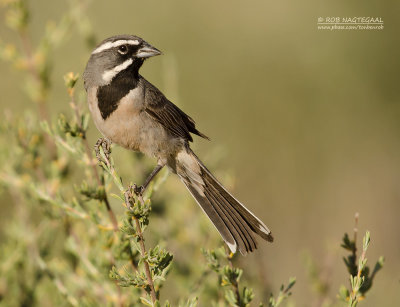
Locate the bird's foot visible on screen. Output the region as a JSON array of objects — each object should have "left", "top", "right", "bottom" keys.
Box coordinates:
[
  {"left": 133, "top": 183, "right": 144, "bottom": 196},
  {"left": 94, "top": 138, "right": 112, "bottom": 166},
  {"left": 95, "top": 137, "right": 112, "bottom": 155}
]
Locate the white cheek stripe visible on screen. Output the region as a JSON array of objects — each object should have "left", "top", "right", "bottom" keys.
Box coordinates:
[
  {"left": 92, "top": 39, "right": 140, "bottom": 54},
  {"left": 102, "top": 58, "right": 133, "bottom": 83}
]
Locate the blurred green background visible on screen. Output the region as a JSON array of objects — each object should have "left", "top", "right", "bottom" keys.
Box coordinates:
[{"left": 1, "top": 0, "right": 399, "bottom": 306}]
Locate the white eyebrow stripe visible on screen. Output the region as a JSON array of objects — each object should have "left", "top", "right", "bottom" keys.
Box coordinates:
[
  {"left": 102, "top": 58, "right": 133, "bottom": 82},
  {"left": 92, "top": 39, "right": 140, "bottom": 54}
]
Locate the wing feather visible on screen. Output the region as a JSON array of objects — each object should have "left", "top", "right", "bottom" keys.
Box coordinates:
[{"left": 141, "top": 77, "right": 209, "bottom": 142}]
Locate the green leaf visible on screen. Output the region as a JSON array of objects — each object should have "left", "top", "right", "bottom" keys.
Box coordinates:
[
  {"left": 110, "top": 192, "right": 124, "bottom": 202},
  {"left": 224, "top": 289, "right": 237, "bottom": 306},
  {"left": 242, "top": 286, "right": 254, "bottom": 305},
  {"left": 201, "top": 248, "right": 221, "bottom": 272},
  {"left": 363, "top": 231, "right": 371, "bottom": 251},
  {"left": 221, "top": 265, "right": 242, "bottom": 286},
  {"left": 81, "top": 113, "right": 90, "bottom": 131},
  {"left": 146, "top": 245, "right": 174, "bottom": 277},
  {"left": 286, "top": 277, "right": 296, "bottom": 292},
  {"left": 140, "top": 297, "right": 154, "bottom": 307}
]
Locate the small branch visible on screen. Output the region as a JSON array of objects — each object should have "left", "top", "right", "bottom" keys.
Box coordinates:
[
  {"left": 135, "top": 212, "right": 157, "bottom": 303},
  {"left": 269, "top": 277, "right": 296, "bottom": 307},
  {"left": 96, "top": 137, "right": 157, "bottom": 302},
  {"left": 125, "top": 189, "right": 157, "bottom": 304}
]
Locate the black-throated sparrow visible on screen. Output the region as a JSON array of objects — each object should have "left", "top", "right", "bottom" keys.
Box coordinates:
[{"left": 83, "top": 35, "right": 273, "bottom": 254}]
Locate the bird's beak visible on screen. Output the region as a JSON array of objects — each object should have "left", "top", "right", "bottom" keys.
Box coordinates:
[{"left": 136, "top": 43, "right": 162, "bottom": 58}]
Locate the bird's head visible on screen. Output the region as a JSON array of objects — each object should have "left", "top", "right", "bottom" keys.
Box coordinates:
[{"left": 83, "top": 35, "right": 161, "bottom": 90}]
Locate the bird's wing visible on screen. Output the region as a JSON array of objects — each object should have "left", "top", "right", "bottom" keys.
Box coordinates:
[{"left": 142, "top": 78, "right": 209, "bottom": 142}]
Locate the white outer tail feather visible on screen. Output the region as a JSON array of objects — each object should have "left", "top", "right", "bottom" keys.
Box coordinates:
[{"left": 175, "top": 147, "right": 272, "bottom": 254}]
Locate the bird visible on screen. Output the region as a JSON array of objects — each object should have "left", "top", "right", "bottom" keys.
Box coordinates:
[{"left": 83, "top": 34, "right": 273, "bottom": 255}]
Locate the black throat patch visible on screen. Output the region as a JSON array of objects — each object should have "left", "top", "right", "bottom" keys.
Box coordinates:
[{"left": 97, "top": 68, "right": 139, "bottom": 119}]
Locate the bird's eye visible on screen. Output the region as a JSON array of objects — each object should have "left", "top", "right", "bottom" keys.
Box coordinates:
[{"left": 118, "top": 45, "right": 128, "bottom": 54}]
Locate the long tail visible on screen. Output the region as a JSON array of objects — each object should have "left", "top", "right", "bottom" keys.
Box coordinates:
[{"left": 175, "top": 147, "right": 273, "bottom": 255}]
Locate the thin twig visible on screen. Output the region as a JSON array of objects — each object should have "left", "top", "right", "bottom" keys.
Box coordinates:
[
  {"left": 124, "top": 190, "right": 157, "bottom": 303},
  {"left": 135, "top": 214, "right": 157, "bottom": 303}
]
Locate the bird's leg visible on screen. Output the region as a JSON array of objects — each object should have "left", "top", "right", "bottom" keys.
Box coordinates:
[{"left": 134, "top": 164, "right": 164, "bottom": 196}]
